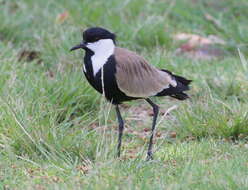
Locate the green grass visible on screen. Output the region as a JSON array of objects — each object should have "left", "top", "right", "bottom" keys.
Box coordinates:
[{"left": 0, "top": 0, "right": 248, "bottom": 189}]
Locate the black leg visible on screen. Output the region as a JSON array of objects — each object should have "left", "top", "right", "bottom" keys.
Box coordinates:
[
  {"left": 146, "top": 98, "right": 159, "bottom": 161},
  {"left": 115, "top": 105, "right": 124, "bottom": 157}
]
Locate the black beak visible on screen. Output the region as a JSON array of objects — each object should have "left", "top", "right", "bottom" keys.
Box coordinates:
[{"left": 70, "top": 42, "right": 86, "bottom": 51}]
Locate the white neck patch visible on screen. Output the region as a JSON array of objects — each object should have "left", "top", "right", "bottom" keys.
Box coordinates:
[{"left": 86, "top": 39, "right": 115, "bottom": 76}]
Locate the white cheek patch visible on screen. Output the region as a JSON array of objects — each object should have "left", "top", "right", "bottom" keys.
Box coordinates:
[{"left": 86, "top": 39, "right": 115, "bottom": 76}]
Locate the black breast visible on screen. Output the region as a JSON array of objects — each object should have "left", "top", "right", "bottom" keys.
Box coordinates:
[{"left": 83, "top": 52, "right": 138, "bottom": 104}]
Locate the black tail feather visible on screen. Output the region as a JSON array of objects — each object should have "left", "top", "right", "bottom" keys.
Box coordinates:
[
  {"left": 156, "top": 70, "right": 192, "bottom": 100},
  {"left": 162, "top": 69, "right": 192, "bottom": 86},
  {"left": 170, "top": 92, "right": 189, "bottom": 100}
]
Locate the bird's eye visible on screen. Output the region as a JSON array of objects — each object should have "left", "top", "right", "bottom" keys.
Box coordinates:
[{"left": 94, "top": 37, "right": 100, "bottom": 41}]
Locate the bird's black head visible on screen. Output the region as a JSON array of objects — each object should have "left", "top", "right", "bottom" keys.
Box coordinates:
[
  {"left": 83, "top": 27, "right": 116, "bottom": 43},
  {"left": 70, "top": 27, "right": 116, "bottom": 51}
]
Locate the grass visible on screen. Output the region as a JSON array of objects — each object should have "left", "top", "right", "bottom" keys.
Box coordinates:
[{"left": 0, "top": 0, "right": 248, "bottom": 189}]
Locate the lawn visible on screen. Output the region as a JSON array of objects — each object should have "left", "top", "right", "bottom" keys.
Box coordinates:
[{"left": 0, "top": 0, "right": 248, "bottom": 189}]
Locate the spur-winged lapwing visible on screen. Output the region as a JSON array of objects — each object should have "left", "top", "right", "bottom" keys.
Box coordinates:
[{"left": 70, "top": 27, "right": 191, "bottom": 160}]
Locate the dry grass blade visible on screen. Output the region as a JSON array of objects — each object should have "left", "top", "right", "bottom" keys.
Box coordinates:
[
  {"left": 156, "top": 105, "right": 178, "bottom": 127},
  {"left": 0, "top": 95, "right": 36, "bottom": 144},
  {"left": 204, "top": 13, "right": 222, "bottom": 30},
  {"left": 238, "top": 48, "right": 248, "bottom": 72}
]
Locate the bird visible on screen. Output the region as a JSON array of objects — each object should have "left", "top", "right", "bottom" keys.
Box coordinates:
[{"left": 70, "top": 27, "right": 191, "bottom": 160}]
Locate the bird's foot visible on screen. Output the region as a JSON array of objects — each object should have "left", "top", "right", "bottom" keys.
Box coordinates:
[{"left": 146, "top": 152, "right": 154, "bottom": 161}]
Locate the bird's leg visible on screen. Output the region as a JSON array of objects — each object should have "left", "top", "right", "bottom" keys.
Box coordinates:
[
  {"left": 146, "top": 98, "right": 159, "bottom": 161},
  {"left": 115, "top": 105, "right": 124, "bottom": 158}
]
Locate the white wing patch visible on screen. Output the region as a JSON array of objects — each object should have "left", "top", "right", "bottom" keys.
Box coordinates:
[
  {"left": 171, "top": 79, "right": 177, "bottom": 87},
  {"left": 86, "top": 39, "right": 115, "bottom": 76}
]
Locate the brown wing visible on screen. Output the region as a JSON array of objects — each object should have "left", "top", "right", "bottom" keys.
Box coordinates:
[{"left": 114, "top": 47, "right": 176, "bottom": 97}]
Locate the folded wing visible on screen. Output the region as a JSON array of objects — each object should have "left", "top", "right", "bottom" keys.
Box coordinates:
[{"left": 114, "top": 47, "right": 176, "bottom": 97}]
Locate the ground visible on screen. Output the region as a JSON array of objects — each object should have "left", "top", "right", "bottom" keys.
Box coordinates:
[{"left": 0, "top": 0, "right": 248, "bottom": 189}]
